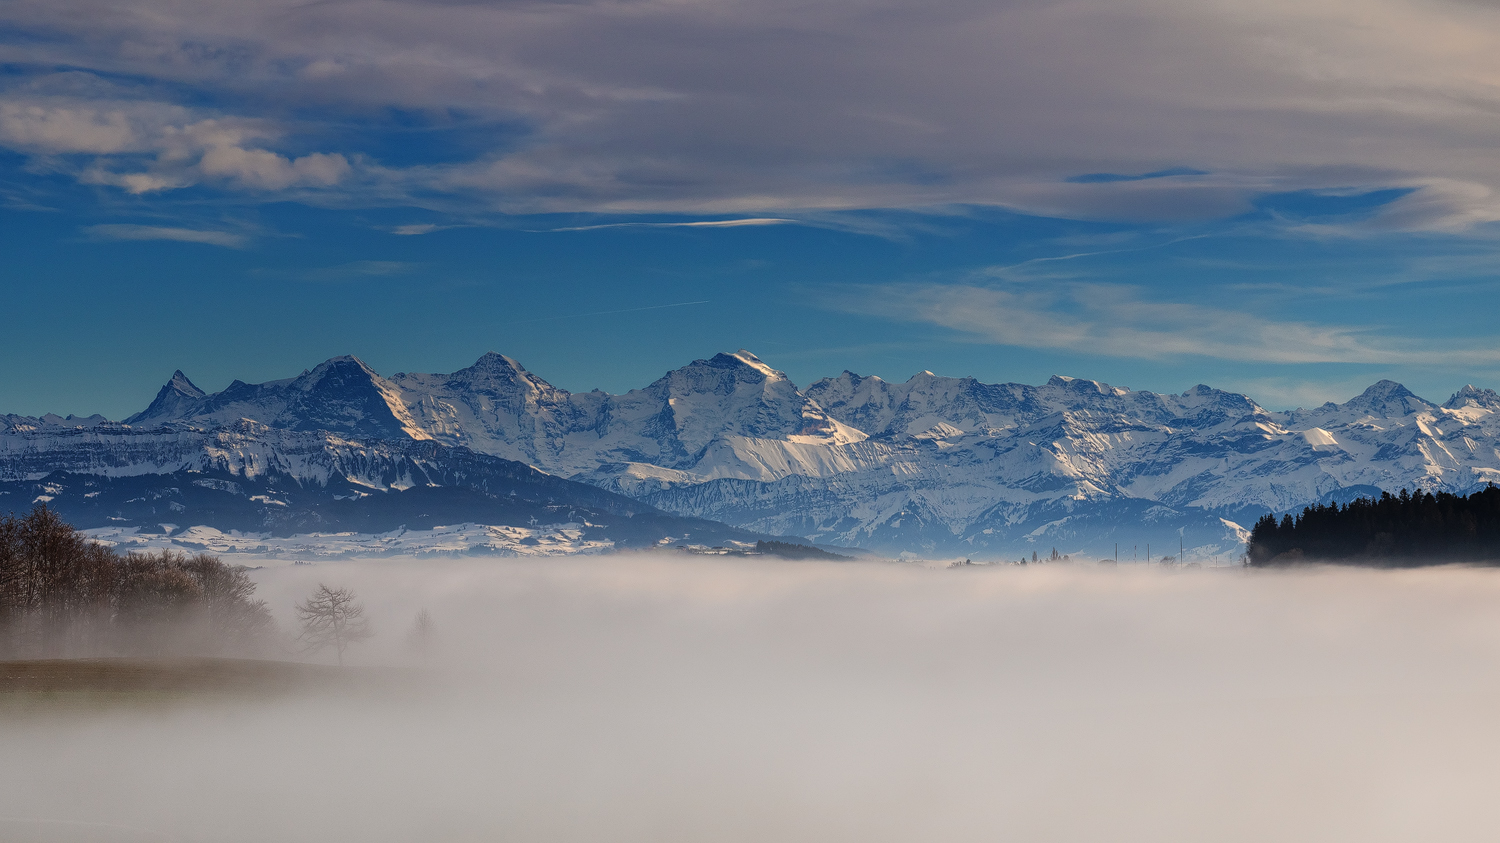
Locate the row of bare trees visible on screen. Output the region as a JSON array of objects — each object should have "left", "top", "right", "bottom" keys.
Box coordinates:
[{"left": 0, "top": 506, "right": 274, "bottom": 658}]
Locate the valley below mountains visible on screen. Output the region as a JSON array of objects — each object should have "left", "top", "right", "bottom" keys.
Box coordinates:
[{"left": 7, "top": 350, "right": 1500, "bottom": 560}]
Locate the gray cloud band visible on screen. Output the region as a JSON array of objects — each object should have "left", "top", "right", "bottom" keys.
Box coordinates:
[{"left": 3, "top": 0, "right": 1500, "bottom": 227}]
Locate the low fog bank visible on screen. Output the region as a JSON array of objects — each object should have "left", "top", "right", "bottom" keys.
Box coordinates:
[{"left": 6, "top": 556, "right": 1500, "bottom": 842}]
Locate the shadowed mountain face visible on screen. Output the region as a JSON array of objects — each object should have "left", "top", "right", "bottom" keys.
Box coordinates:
[
  {"left": 130, "top": 370, "right": 206, "bottom": 423},
  {"left": 0, "top": 422, "right": 773, "bottom": 553},
  {"left": 126, "top": 356, "right": 426, "bottom": 440},
  {"left": 12, "top": 351, "right": 1500, "bottom": 557}
]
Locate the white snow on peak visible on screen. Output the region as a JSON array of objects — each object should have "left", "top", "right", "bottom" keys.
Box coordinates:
[
  {"left": 913, "top": 422, "right": 966, "bottom": 441},
  {"left": 1300, "top": 427, "right": 1340, "bottom": 449},
  {"left": 299, "top": 355, "right": 374, "bottom": 388},
  {"left": 468, "top": 351, "right": 528, "bottom": 374},
  {"left": 728, "top": 349, "right": 780, "bottom": 378},
  {"left": 166, "top": 370, "right": 204, "bottom": 398},
  {"left": 1446, "top": 384, "right": 1500, "bottom": 411}
]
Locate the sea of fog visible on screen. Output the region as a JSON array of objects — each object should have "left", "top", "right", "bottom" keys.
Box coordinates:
[{"left": 6, "top": 555, "right": 1500, "bottom": 842}]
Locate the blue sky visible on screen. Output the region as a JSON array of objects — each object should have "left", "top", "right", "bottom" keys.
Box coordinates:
[{"left": 6, "top": 0, "right": 1500, "bottom": 418}]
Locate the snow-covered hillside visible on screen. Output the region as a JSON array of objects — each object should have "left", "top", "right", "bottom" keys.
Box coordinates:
[
  {"left": 85, "top": 522, "right": 615, "bottom": 562},
  {"left": 13, "top": 349, "right": 1499, "bottom": 558}
]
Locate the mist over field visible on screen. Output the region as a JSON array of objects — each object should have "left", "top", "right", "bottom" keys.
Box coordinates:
[{"left": 6, "top": 556, "right": 1500, "bottom": 842}]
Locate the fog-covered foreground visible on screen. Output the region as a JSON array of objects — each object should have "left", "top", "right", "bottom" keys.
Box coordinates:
[{"left": 6, "top": 558, "right": 1500, "bottom": 842}]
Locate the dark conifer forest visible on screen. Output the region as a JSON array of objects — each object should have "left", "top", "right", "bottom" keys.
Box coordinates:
[
  {"left": 1247, "top": 486, "right": 1500, "bottom": 566},
  {"left": 0, "top": 505, "right": 274, "bottom": 658}
]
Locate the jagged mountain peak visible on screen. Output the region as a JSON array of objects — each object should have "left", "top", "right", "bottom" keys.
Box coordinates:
[
  {"left": 705, "top": 349, "right": 783, "bottom": 380},
  {"left": 166, "top": 370, "right": 204, "bottom": 398},
  {"left": 1445, "top": 384, "right": 1500, "bottom": 410},
  {"left": 817, "top": 370, "right": 885, "bottom": 390},
  {"left": 1045, "top": 374, "right": 1125, "bottom": 397},
  {"left": 1288, "top": 379, "right": 1436, "bottom": 426},
  {"left": 124, "top": 369, "right": 210, "bottom": 425},
  {"left": 40, "top": 413, "right": 110, "bottom": 427},
  {"left": 298, "top": 355, "right": 378, "bottom": 384},
  {"left": 435, "top": 349, "right": 552, "bottom": 387},
  {"left": 471, "top": 351, "right": 527, "bottom": 372},
  {"left": 652, "top": 350, "right": 795, "bottom": 395},
  {"left": 1176, "top": 383, "right": 1267, "bottom": 410},
  {"left": 456, "top": 352, "right": 564, "bottom": 393},
  {"left": 122, "top": 353, "right": 427, "bottom": 440},
  {"left": 426, "top": 352, "right": 557, "bottom": 394},
  {"left": 1361, "top": 379, "right": 1414, "bottom": 397},
  {"left": 1346, "top": 380, "right": 1433, "bottom": 413}
]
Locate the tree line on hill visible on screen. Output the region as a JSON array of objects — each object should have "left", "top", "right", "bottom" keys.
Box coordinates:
[
  {"left": 1247, "top": 485, "right": 1500, "bottom": 566},
  {"left": 0, "top": 505, "right": 275, "bottom": 658},
  {"left": 753, "top": 540, "right": 851, "bottom": 560}
]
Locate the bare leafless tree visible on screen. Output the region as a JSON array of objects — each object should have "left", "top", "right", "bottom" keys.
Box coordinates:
[
  {"left": 179, "top": 553, "right": 275, "bottom": 653},
  {"left": 295, "top": 584, "right": 373, "bottom": 666},
  {"left": 407, "top": 608, "right": 435, "bottom": 658}
]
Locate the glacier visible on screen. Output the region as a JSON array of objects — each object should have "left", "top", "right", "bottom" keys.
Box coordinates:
[{"left": 9, "top": 350, "right": 1500, "bottom": 559}]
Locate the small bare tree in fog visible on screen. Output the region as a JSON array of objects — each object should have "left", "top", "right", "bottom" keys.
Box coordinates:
[
  {"left": 408, "top": 608, "right": 434, "bottom": 653},
  {"left": 295, "top": 584, "right": 372, "bottom": 666}
]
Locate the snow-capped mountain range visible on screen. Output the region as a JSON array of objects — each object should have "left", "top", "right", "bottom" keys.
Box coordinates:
[{"left": 8, "top": 350, "right": 1500, "bottom": 559}]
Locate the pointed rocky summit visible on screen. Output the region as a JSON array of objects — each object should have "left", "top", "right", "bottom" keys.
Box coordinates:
[{"left": 124, "top": 370, "right": 207, "bottom": 426}]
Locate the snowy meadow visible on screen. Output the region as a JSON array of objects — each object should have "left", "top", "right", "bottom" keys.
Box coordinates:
[{"left": 4, "top": 556, "right": 1500, "bottom": 842}]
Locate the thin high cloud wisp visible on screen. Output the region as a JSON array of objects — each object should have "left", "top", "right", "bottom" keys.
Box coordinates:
[
  {"left": 4, "top": 556, "right": 1500, "bottom": 842},
  {"left": 83, "top": 224, "right": 248, "bottom": 248},
  {"left": 827, "top": 280, "right": 1500, "bottom": 367}
]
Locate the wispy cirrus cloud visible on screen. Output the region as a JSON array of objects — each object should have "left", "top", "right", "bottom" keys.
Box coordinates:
[
  {"left": 538, "top": 218, "right": 797, "bottom": 232},
  {"left": 83, "top": 224, "right": 247, "bottom": 248},
  {"left": 389, "top": 224, "right": 461, "bottom": 236},
  {"left": 823, "top": 280, "right": 1500, "bottom": 367},
  {"left": 253, "top": 261, "right": 423, "bottom": 282}
]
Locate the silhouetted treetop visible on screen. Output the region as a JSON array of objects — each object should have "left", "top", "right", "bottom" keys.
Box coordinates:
[
  {"left": 0, "top": 504, "right": 273, "bottom": 657},
  {"left": 1247, "top": 486, "right": 1500, "bottom": 566}
]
